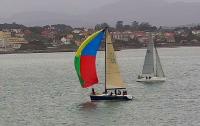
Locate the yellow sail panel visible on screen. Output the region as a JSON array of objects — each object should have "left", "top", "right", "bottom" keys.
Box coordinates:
[{"left": 106, "top": 31, "right": 126, "bottom": 89}]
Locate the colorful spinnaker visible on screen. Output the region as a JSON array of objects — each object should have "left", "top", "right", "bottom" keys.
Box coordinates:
[
  {"left": 75, "top": 28, "right": 133, "bottom": 101},
  {"left": 74, "top": 29, "right": 105, "bottom": 88}
]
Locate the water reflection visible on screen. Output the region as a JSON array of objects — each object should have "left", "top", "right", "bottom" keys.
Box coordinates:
[{"left": 78, "top": 101, "right": 97, "bottom": 111}]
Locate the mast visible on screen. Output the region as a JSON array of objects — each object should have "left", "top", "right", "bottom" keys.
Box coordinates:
[
  {"left": 104, "top": 28, "right": 107, "bottom": 93},
  {"left": 154, "top": 35, "right": 160, "bottom": 77},
  {"left": 154, "top": 37, "right": 158, "bottom": 77},
  {"left": 151, "top": 33, "right": 156, "bottom": 76},
  {"left": 155, "top": 45, "right": 158, "bottom": 77},
  {"left": 151, "top": 34, "right": 155, "bottom": 76},
  {"left": 3, "top": 38, "right": 6, "bottom": 52}
]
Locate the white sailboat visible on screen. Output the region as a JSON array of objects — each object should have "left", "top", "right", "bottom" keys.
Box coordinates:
[{"left": 137, "top": 34, "right": 166, "bottom": 83}]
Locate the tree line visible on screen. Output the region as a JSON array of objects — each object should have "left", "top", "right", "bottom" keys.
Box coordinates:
[
  {"left": 1, "top": 21, "right": 200, "bottom": 32},
  {"left": 95, "top": 21, "right": 157, "bottom": 32}
]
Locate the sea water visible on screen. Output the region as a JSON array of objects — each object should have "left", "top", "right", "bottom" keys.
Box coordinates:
[{"left": 0, "top": 47, "right": 200, "bottom": 126}]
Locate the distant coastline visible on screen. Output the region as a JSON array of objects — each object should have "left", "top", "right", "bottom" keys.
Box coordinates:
[
  {"left": 1, "top": 45, "right": 200, "bottom": 54},
  {"left": 1, "top": 22, "right": 200, "bottom": 55}
]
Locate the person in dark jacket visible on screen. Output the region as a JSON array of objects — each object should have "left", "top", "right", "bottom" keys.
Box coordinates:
[{"left": 91, "top": 88, "right": 96, "bottom": 95}]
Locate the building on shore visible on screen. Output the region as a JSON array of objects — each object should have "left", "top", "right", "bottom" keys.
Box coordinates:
[
  {"left": 0, "top": 31, "right": 28, "bottom": 50},
  {"left": 192, "top": 30, "right": 200, "bottom": 36},
  {"left": 164, "top": 32, "right": 176, "bottom": 43},
  {"left": 7, "top": 37, "right": 28, "bottom": 49},
  {"left": 111, "top": 31, "right": 135, "bottom": 42}
]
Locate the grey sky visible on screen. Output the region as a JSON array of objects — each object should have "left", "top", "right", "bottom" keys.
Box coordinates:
[
  {"left": 0, "top": 0, "right": 120, "bottom": 18},
  {"left": 167, "top": 0, "right": 200, "bottom": 2},
  {"left": 0, "top": 0, "right": 199, "bottom": 18},
  {"left": 0, "top": 0, "right": 200, "bottom": 26}
]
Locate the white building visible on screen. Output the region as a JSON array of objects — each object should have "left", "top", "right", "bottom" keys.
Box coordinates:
[
  {"left": 192, "top": 30, "right": 200, "bottom": 36},
  {"left": 72, "top": 29, "right": 81, "bottom": 34},
  {"left": 111, "top": 31, "right": 135, "bottom": 42},
  {"left": 61, "top": 37, "right": 70, "bottom": 45}
]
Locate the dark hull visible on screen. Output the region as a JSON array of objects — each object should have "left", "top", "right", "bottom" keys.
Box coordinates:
[{"left": 90, "top": 95, "right": 132, "bottom": 101}]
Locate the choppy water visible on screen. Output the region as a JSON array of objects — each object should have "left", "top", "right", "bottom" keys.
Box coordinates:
[{"left": 0, "top": 47, "right": 200, "bottom": 126}]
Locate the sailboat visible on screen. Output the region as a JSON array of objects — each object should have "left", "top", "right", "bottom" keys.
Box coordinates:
[
  {"left": 137, "top": 34, "right": 166, "bottom": 83},
  {"left": 74, "top": 28, "right": 133, "bottom": 101}
]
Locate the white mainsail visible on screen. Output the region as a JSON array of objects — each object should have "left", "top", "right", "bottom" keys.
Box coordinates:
[
  {"left": 141, "top": 35, "right": 165, "bottom": 77},
  {"left": 142, "top": 38, "right": 154, "bottom": 75},
  {"left": 106, "top": 31, "right": 126, "bottom": 89}
]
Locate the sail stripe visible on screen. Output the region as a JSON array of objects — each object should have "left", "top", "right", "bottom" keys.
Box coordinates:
[
  {"left": 82, "top": 32, "right": 104, "bottom": 56},
  {"left": 74, "top": 29, "right": 105, "bottom": 88},
  {"left": 75, "top": 30, "right": 103, "bottom": 57}
]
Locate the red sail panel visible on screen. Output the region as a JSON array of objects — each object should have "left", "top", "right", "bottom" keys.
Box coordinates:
[{"left": 80, "top": 56, "right": 98, "bottom": 88}]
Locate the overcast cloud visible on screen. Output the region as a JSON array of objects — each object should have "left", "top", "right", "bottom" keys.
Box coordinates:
[
  {"left": 0, "top": 0, "right": 199, "bottom": 26},
  {"left": 0, "top": 0, "right": 120, "bottom": 18},
  {"left": 0, "top": 0, "right": 199, "bottom": 18}
]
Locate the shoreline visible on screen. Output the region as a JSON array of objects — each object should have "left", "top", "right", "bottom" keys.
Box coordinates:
[{"left": 0, "top": 45, "right": 200, "bottom": 55}]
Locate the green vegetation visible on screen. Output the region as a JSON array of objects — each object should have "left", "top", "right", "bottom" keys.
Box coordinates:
[
  {"left": 0, "top": 21, "right": 200, "bottom": 52},
  {"left": 95, "top": 21, "right": 157, "bottom": 32}
]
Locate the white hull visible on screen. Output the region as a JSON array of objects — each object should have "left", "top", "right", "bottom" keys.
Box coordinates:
[{"left": 137, "top": 77, "right": 166, "bottom": 83}]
